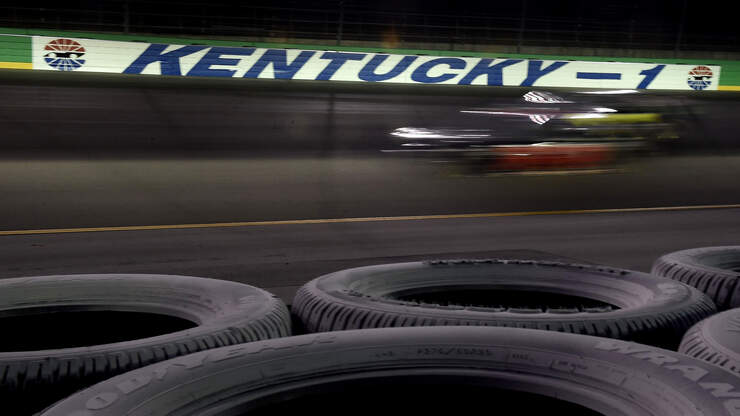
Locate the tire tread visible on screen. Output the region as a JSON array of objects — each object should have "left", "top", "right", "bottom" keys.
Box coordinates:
[
  {"left": 679, "top": 320, "right": 740, "bottom": 374},
  {"left": 294, "top": 260, "right": 715, "bottom": 349},
  {"left": 652, "top": 249, "right": 740, "bottom": 310}
]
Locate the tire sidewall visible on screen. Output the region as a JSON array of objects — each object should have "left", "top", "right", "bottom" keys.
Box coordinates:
[{"left": 40, "top": 327, "right": 740, "bottom": 416}]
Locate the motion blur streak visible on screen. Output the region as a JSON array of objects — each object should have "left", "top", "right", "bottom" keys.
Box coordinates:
[
  {"left": 0, "top": 71, "right": 738, "bottom": 230},
  {"left": 0, "top": 71, "right": 739, "bottom": 302}
]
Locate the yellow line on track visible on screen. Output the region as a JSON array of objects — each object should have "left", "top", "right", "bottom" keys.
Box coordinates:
[
  {"left": 718, "top": 86, "right": 740, "bottom": 91},
  {"left": 0, "top": 62, "right": 32, "bottom": 69},
  {"left": 1, "top": 203, "right": 739, "bottom": 236}
]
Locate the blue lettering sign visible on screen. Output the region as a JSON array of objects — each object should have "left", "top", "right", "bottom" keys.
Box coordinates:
[
  {"left": 637, "top": 65, "right": 666, "bottom": 89},
  {"left": 576, "top": 72, "right": 622, "bottom": 80},
  {"left": 186, "top": 47, "right": 255, "bottom": 77},
  {"left": 317, "top": 52, "right": 367, "bottom": 81},
  {"left": 358, "top": 55, "right": 418, "bottom": 82},
  {"left": 244, "top": 49, "right": 315, "bottom": 79},
  {"left": 411, "top": 58, "right": 467, "bottom": 83},
  {"left": 458, "top": 59, "right": 522, "bottom": 85},
  {"left": 124, "top": 44, "right": 207, "bottom": 76},
  {"left": 521, "top": 60, "right": 568, "bottom": 86}
]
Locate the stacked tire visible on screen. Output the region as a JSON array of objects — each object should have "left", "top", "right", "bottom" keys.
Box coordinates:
[
  {"left": 652, "top": 246, "right": 740, "bottom": 310},
  {"left": 0, "top": 274, "right": 291, "bottom": 415},
  {"left": 292, "top": 259, "right": 715, "bottom": 349},
  {"left": 38, "top": 326, "right": 740, "bottom": 416},
  {"left": 679, "top": 308, "right": 740, "bottom": 375},
  {"left": 8, "top": 251, "right": 740, "bottom": 416}
]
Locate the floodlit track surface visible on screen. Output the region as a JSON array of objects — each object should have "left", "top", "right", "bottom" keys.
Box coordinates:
[
  {"left": 0, "top": 70, "right": 738, "bottom": 303},
  {"left": 1, "top": 209, "right": 739, "bottom": 303}
]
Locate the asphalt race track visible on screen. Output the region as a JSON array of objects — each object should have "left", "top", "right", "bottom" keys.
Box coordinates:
[
  {"left": 1, "top": 70, "right": 739, "bottom": 303},
  {"left": 1, "top": 209, "right": 739, "bottom": 303}
]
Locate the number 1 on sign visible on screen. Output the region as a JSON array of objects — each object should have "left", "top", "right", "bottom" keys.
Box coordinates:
[{"left": 637, "top": 65, "right": 666, "bottom": 89}]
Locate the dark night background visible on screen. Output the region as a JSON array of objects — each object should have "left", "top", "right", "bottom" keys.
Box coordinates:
[{"left": 1, "top": 0, "right": 738, "bottom": 52}]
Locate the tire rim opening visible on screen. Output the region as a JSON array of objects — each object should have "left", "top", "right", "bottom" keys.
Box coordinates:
[
  {"left": 243, "top": 375, "right": 605, "bottom": 416},
  {"left": 386, "top": 287, "right": 619, "bottom": 312},
  {"left": 698, "top": 252, "right": 740, "bottom": 272},
  {"left": 717, "top": 260, "right": 740, "bottom": 272},
  {"left": 0, "top": 309, "right": 197, "bottom": 351}
]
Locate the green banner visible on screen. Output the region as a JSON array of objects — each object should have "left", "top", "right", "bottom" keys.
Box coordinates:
[{"left": 0, "top": 34, "right": 31, "bottom": 63}]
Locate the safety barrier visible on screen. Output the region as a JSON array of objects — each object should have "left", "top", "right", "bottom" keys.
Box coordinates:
[
  {"left": 2, "top": 31, "right": 737, "bottom": 91},
  {"left": 0, "top": 34, "right": 31, "bottom": 69}
]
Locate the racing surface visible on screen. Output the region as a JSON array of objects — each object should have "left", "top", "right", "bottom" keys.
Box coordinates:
[
  {"left": 2, "top": 209, "right": 739, "bottom": 303},
  {"left": 1, "top": 70, "right": 739, "bottom": 303}
]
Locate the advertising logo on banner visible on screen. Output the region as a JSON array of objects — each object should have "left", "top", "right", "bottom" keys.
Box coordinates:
[
  {"left": 30, "top": 36, "right": 721, "bottom": 90},
  {"left": 43, "top": 38, "right": 86, "bottom": 71},
  {"left": 687, "top": 66, "right": 713, "bottom": 90}
]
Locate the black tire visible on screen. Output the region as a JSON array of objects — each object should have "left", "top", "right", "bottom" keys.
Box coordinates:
[
  {"left": 40, "top": 326, "right": 740, "bottom": 416},
  {"left": 652, "top": 246, "right": 740, "bottom": 310},
  {"left": 293, "top": 259, "right": 716, "bottom": 349},
  {"left": 679, "top": 308, "right": 740, "bottom": 375},
  {"left": 0, "top": 274, "right": 290, "bottom": 415}
]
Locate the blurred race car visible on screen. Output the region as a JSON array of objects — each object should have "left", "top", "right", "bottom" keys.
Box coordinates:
[{"left": 387, "top": 90, "right": 695, "bottom": 174}]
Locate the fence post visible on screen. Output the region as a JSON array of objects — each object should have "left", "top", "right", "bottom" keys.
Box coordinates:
[
  {"left": 517, "top": 0, "right": 527, "bottom": 53},
  {"left": 674, "top": 0, "right": 687, "bottom": 57},
  {"left": 454, "top": 17, "right": 459, "bottom": 50},
  {"left": 123, "top": 1, "right": 130, "bottom": 34},
  {"left": 336, "top": 1, "right": 344, "bottom": 46}
]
